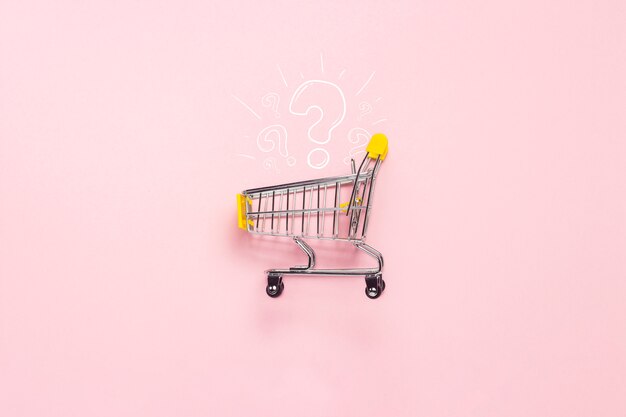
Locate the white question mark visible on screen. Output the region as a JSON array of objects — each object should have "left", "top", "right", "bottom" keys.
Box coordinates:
[
  {"left": 308, "top": 148, "right": 331, "bottom": 170},
  {"left": 289, "top": 80, "right": 346, "bottom": 145},
  {"left": 263, "top": 157, "right": 280, "bottom": 173},
  {"left": 357, "top": 102, "right": 372, "bottom": 120},
  {"left": 262, "top": 92, "right": 280, "bottom": 118},
  {"left": 343, "top": 127, "right": 371, "bottom": 165},
  {"left": 289, "top": 80, "right": 346, "bottom": 169},
  {"left": 257, "top": 124, "right": 296, "bottom": 167}
]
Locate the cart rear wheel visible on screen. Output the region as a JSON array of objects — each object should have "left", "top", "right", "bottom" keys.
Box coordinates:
[
  {"left": 365, "top": 274, "right": 385, "bottom": 299},
  {"left": 365, "top": 285, "right": 381, "bottom": 299}
]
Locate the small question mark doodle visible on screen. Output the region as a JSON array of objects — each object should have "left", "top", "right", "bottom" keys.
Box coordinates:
[
  {"left": 343, "top": 127, "right": 371, "bottom": 165},
  {"left": 357, "top": 102, "right": 373, "bottom": 120},
  {"left": 257, "top": 124, "right": 296, "bottom": 167},
  {"left": 263, "top": 157, "right": 280, "bottom": 173},
  {"left": 261, "top": 92, "right": 280, "bottom": 118}
]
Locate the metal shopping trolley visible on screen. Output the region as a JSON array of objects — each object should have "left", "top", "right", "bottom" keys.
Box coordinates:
[{"left": 237, "top": 133, "right": 389, "bottom": 299}]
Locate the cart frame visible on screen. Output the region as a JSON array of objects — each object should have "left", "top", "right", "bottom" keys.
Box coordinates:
[{"left": 237, "top": 134, "right": 389, "bottom": 298}]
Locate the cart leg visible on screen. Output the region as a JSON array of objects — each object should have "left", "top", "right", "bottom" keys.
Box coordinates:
[
  {"left": 265, "top": 238, "right": 314, "bottom": 298},
  {"left": 290, "top": 237, "right": 316, "bottom": 270},
  {"left": 354, "top": 242, "right": 384, "bottom": 273},
  {"left": 266, "top": 273, "right": 284, "bottom": 298},
  {"left": 356, "top": 243, "right": 385, "bottom": 299}
]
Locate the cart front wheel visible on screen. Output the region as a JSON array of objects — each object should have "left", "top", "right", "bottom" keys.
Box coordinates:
[
  {"left": 266, "top": 282, "right": 284, "bottom": 298},
  {"left": 266, "top": 273, "right": 284, "bottom": 298}
]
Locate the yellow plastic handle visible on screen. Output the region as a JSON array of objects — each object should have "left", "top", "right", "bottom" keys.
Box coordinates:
[
  {"left": 366, "top": 133, "right": 389, "bottom": 160},
  {"left": 237, "top": 194, "right": 250, "bottom": 230}
]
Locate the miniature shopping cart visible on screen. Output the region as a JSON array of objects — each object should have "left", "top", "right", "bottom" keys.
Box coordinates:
[{"left": 237, "top": 133, "right": 389, "bottom": 299}]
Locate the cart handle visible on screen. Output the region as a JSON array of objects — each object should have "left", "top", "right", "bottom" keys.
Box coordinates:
[
  {"left": 345, "top": 134, "right": 388, "bottom": 216},
  {"left": 365, "top": 133, "right": 388, "bottom": 160}
]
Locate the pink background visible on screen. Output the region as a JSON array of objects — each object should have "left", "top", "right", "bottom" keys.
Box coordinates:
[{"left": 1, "top": 1, "right": 625, "bottom": 416}]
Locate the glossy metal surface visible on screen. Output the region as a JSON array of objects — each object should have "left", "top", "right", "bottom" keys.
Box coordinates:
[{"left": 241, "top": 153, "right": 385, "bottom": 278}]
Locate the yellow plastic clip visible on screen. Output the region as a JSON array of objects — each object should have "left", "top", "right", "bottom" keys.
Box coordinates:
[
  {"left": 237, "top": 194, "right": 253, "bottom": 230},
  {"left": 340, "top": 197, "right": 362, "bottom": 212},
  {"left": 366, "top": 133, "right": 389, "bottom": 160}
]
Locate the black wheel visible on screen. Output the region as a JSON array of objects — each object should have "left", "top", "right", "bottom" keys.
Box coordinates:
[
  {"left": 365, "top": 274, "right": 384, "bottom": 299},
  {"left": 266, "top": 282, "right": 284, "bottom": 298},
  {"left": 365, "top": 284, "right": 381, "bottom": 299}
]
